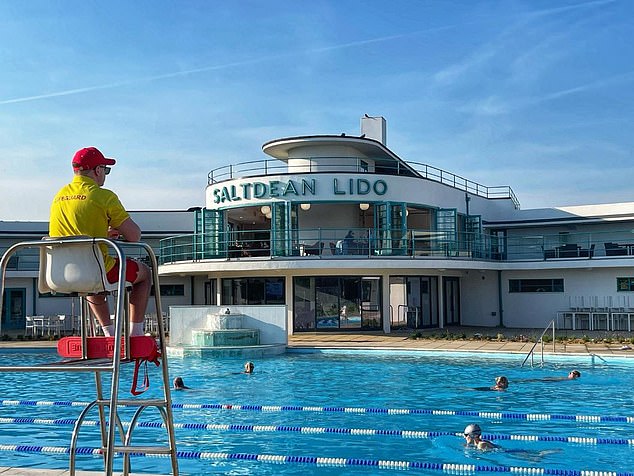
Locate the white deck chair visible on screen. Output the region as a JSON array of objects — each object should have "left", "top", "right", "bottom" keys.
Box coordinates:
[{"left": 25, "top": 316, "right": 36, "bottom": 337}]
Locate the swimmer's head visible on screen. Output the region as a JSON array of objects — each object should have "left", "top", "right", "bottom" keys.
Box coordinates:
[
  {"left": 173, "top": 377, "right": 186, "bottom": 389},
  {"left": 495, "top": 376, "right": 509, "bottom": 388},
  {"left": 568, "top": 370, "right": 581, "bottom": 379},
  {"left": 464, "top": 423, "right": 482, "bottom": 438},
  {"left": 244, "top": 361, "right": 254, "bottom": 373}
]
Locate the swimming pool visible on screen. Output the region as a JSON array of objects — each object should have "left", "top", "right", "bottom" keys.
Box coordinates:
[{"left": 1, "top": 348, "right": 634, "bottom": 475}]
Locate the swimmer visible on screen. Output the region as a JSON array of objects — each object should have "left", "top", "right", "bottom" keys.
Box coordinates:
[
  {"left": 471, "top": 375, "right": 509, "bottom": 391},
  {"left": 463, "top": 423, "right": 561, "bottom": 461},
  {"left": 516, "top": 370, "right": 581, "bottom": 383},
  {"left": 492, "top": 376, "right": 509, "bottom": 390},
  {"left": 244, "top": 361, "right": 254, "bottom": 374},
  {"left": 463, "top": 424, "right": 497, "bottom": 450},
  {"left": 172, "top": 376, "right": 190, "bottom": 390}
]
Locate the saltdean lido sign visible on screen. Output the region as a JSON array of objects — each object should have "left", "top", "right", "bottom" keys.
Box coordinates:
[{"left": 212, "top": 177, "right": 388, "bottom": 204}]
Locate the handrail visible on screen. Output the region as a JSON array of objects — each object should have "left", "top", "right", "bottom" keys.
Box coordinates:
[
  {"left": 158, "top": 225, "right": 634, "bottom": 266},
  {"left": 521, "top": 319, "right": 556, "bottom": 367},
  {"left": 207, "top": 157, "right": 520, "bottom": 209}
]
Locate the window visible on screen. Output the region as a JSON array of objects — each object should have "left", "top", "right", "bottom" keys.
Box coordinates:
[
  {"left": 160, "top": 284, "right": 185, "bottom": 296},
  {"left": 221, "top": 277, "right": 285, "bottom": 305},
  {"left": 293, "top": 276, "right": 382, "bottom": 331},
  {"left": 150, "top": 284, "right": 185, "bottom": 296},
  {"left": 509, "top": 279, "right": 563, "bottom": 293},
  {"left": 617, "top": 277, "right": 634, "bottom": 292}
]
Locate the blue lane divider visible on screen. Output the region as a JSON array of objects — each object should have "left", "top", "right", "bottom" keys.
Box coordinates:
[
  {"left": 2, "top": 416, "right": 633, "bottom": 447},
  {"left": 0, "top": 443, "right": 632, "bottom": 475},
  {"left": 2, "top": 398, "right": 634, "bottom": 425}
]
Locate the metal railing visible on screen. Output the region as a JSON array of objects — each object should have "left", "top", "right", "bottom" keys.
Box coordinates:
[
  {"left": 159, "top": 227, "right": 634, "bottom": 265},
  {"left": 207, "top": 158, "right": 520, "bottom": 209},
  {"left": 521, "top": 319, "right": 556, "bottom": 367},
  {"left": 0, "top": 245, "right": 160, "bottom": 273}
]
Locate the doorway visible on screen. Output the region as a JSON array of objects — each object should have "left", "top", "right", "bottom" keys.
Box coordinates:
[
  {"left": 2, "top": 288, "right": 26, "bottom": 331},
  {"left": 389, "top": 276, "right": 439, "bottom": 329},
  {"left": 443, "top": 277, "right": 460, "bottom": 325}
]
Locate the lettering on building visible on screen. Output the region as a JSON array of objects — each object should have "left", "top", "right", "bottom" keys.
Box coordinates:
[{"left": 212, "top": 177, "right": 387, "bottom": 204}]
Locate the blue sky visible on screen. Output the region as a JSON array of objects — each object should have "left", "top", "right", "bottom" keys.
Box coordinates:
[{"left": 1, "top": 0, "right": 632, "bottom": 221}]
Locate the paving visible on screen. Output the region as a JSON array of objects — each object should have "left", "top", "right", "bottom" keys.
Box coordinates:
[{"left": 286, "top": 327, "right": 634, "bottom": 357}]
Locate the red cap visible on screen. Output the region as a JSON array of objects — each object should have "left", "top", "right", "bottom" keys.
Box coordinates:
[{"left": 71, "top": 147, "right": 116, "bottom": 171}]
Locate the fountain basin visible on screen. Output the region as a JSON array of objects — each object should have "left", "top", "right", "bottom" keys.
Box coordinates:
[
  {"left": 167, "top": 311, "right": 286, "bottom": 358},
  {"left": 166, "top": 343, "right": 286, "bottom": 358},
  {"left": 191, "top": 328, "right": 260, "bottom": 347}
]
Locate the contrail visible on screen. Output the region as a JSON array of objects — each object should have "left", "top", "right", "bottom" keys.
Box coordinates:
[
  {"left": 0, "top": 25, "right": 461, "bottom": 106},
  {"left": 0, "top": 54, "right": 296, "bottom": 105},
  {"left": 526, "top": 0, "right": 615, "bottom": 18},
  {"left": 0, "top": 0, "right": 616, "bottom": 106}
]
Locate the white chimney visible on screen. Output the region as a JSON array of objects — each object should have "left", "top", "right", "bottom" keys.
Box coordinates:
[{"left": 360, "top": 115, "right": 387, "bottom": 145}]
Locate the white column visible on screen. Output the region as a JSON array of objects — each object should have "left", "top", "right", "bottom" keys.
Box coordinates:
[
  {"left": 438, "top": 275, "right": 444, "bottom": 329},
  {"left": 382, "top": 272, "right": 391, "bottom": 333},
  {"left": 286, "top": 274, "right": 294, "bottom": 336}
]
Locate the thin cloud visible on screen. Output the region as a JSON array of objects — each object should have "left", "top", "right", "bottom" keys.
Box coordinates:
[
  {"left": 0, "top": 21, "right": 507, "bottom": 107},
  {"left": 539, "top": 70, "right": 634, "bottom": 102},
  {"left": 432, "top": 0, "right": 616, "bottom": 87},
  {"left": 526, "top": 0, "right": 616, "bottom": 18},
  {"left": 4, "top": 0, "right": 610, "bottom": 107}
]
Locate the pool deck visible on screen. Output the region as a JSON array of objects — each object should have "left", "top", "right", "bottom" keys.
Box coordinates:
[
  {"left": 286, "top": 329, "right": 634, "bottom": 357},
  {"left": 2, "top": 328, "right": 634, "bottom": 356}
]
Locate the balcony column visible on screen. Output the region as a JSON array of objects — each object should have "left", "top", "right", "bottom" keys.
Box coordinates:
[
  {"left": 215, "top": 277, "right": 222, "bottom": 306},
  {"left": 382, "top": 272, "right": 391, "bottom": 334},
  {"left": 438, "top": 276, "right": 444, "bottom": 329},
  {"left": 285, "top": 276, "right": 294, "bottom": 336}
]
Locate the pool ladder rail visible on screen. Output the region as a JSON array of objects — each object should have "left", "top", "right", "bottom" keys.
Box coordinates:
[
  {"left": 0, "top": 236, "right": 179, "bottom": 476},
  {"left": 521, "top": 319, "right": 556, "bottom": 367}
]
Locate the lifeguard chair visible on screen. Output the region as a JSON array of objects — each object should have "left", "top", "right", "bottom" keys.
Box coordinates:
[{"left": 0, "top": 236, "right": 179, "bottom": 475}]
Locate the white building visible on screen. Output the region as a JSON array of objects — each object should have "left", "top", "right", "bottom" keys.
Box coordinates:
[{"left": 3, "top": 116, "right": 634, "bottom": 337}]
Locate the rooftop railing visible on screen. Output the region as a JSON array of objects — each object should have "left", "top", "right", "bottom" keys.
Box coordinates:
[{"left": 207, "top": 158, "right": 520, "bottom": 209}]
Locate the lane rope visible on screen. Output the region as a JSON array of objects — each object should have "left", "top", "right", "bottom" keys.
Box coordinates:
[
  {"left": 2, "top": 416, "right": 633, "bottom": 446},
  {"left": 0, "top": 444, "right": 631, "bottom": 475},
  {"left": 2, "top": 399, "right": 634, "bottom": 424}
]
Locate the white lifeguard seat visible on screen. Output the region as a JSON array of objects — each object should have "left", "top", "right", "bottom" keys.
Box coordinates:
[{"left": 38, "top": 236, "right": 124, "bottom": 295}]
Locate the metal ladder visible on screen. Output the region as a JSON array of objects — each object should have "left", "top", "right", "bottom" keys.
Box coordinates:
[
  {"left": 521, "top": 319, "right": 556, "bottom": 367},
  {"left": 0, "top": 237, "right": 179, "bottom": 475}
]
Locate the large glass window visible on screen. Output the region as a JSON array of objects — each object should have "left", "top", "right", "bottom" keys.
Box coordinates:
[
  {"left": 221, "top": 277, "right": 285, "bottom": 305},
  {"left": 293, "top": 276, "right": 382, "bottom": 331}
]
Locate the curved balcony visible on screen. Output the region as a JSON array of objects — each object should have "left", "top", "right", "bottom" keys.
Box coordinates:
[
  {"left": 159, "top": 228, "right": 634, "bottom": 265},
  {"left": 207, "top": 158, "right": 520, "bottom": 209}
]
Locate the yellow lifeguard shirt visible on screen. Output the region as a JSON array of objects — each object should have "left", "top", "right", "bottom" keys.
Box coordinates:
[{"left": 49, "top": 175, "right": 130, "bottom": 271}]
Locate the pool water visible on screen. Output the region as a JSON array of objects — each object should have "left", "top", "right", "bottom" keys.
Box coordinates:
[{"left": 1, "top": 348, "right": 634, "bottom": 475}]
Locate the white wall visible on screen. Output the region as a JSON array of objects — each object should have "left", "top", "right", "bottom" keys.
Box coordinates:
[
  {"left": 499, "top": 268, "right": 631, "bottom": 328},
  {"left": 459, "top": 270, "right": 500, "bottom": 327}
]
